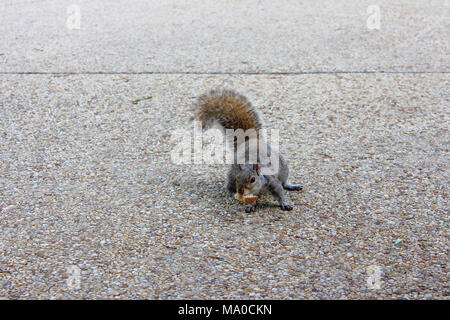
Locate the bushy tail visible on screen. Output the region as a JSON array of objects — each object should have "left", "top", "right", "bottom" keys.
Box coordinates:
[{"left": 195, "top": 88, "right": 263, "bottom": 132}]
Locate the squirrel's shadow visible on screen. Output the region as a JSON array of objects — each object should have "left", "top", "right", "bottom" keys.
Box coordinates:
[
  {"left": 177, "top": 171, "right": 291, "bottom": 222},
  {"left": 253, "top": 199, "right": 281, "bottom": 210}
]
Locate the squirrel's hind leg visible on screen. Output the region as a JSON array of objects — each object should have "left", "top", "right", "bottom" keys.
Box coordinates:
[
  {"left": 267, "top": 177, "right": 293, "bottom": 211},
  {"left": 277, "top": 156, "right": 302, "bottom": 191},
  {"left": 282, "top": 182, "right": 303, "bottom": 191}
]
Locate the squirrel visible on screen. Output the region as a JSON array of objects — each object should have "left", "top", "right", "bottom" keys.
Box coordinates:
[{"left": 195, "top": 88, "right": 303, "bottom": 213}]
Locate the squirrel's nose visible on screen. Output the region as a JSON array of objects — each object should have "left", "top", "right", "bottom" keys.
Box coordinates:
[{"left": 238, "top": 187, "right": 245, "bottom": 195}]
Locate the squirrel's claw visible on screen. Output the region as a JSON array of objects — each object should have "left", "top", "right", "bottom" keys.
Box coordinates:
[
  {"left": 244, "top": 204, "right": 255, "bottom": 213},
  {"left": 281, "top": 203, "right": 293, "bottom": 211}
]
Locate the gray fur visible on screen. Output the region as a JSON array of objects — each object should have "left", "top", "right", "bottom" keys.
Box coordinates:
[{"left": 226, "top": 151, "right": 302, "bottom": 212}]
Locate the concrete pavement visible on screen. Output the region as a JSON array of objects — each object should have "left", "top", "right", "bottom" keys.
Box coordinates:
[{"left": 0, "top": 0, "right": 448, "bottom": 299}]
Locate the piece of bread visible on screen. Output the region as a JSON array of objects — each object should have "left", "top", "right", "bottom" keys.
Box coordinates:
[
  {"left": 243, "top": 195, "right": 258, "bottom": 205},
  {"left": 235, "top": 193, "right": 258, "bottom": 204}
]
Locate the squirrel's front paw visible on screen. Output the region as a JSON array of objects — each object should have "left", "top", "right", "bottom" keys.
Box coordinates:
[
  {"left": 244, "top": 204, "right": 255, "bottom": 213},
  {"left": 281, "top": 203, "right": 293, "bottom": 211}
]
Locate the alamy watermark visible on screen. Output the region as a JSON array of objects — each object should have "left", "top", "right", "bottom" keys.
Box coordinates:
[
  {"left": 366, "top": 264, "right": 381, "bottom": 289},
  {"left": 66, "top": 265, "right": 81, "bottom": 290},
  {"left": 366, "top": 5, "right": 380, "bottom": 30},
  {"left": 170, "top": 121, "right": 280, "bottom": 175},
  {"left": 66, "top": 5, "right": 81, "bottom": 30}
]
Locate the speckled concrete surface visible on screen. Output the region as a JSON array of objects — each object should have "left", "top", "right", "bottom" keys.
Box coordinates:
[
  {"left": 1, "top": 74, "right": 448, "bottom": 299},
  {"left": 0, "top": 1, "right": 449, "bottom": 300},
  {"left": 1, "top": 0, "right": 449, "bottom": 72}
]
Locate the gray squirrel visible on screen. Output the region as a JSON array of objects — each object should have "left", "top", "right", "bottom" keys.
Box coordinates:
[{"left": 195, "top": 88, "right": 303, "bottom": 212}]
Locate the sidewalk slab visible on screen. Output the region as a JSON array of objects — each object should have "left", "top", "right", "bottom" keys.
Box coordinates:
[
  {"left": 1, "top": 0, "right": 448, "bottom": 72},
  {"left": 0, "top": 73, "right": 448, "bottom": 299}
]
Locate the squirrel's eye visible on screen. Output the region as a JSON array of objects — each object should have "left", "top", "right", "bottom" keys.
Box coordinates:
[{"left": 250, "top": 177, "right": 256, "bottom": 183}]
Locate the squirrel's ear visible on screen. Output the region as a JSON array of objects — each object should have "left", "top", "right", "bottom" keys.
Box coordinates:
[{"left": 253, "top": 163, "right": 260, "bottom": 175}]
